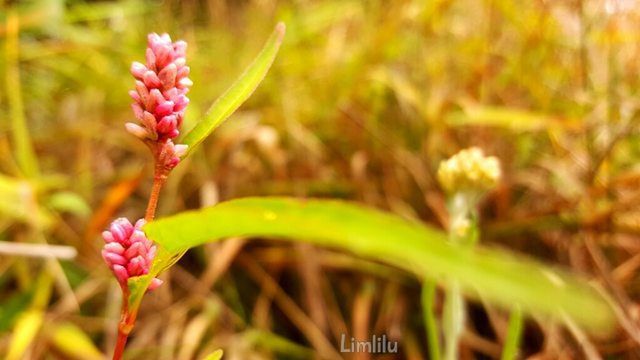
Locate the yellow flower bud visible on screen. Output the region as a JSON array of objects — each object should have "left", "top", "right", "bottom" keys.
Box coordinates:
[{"left": 437, "top": 147, "right": 501, "bottom": 195}]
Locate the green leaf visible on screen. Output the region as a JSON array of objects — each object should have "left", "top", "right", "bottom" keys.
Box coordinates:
[
  {"left": 6, "top": 10, "right": 40, "bottom": 178},
  {"left": 144, "top": 197, "right": 614, "bottom": 331},
  {"left": 445, "top": 100, "right": 579, "bottom": 132},
  {"left": 181, "top": 22, "right": 286, "bottom": 157},
  {"left": 203, "top": 349, "right": 223, "bottom": 360},
  {"left": 0, "top": 291, "right": 33, "bottom": 332},
  {"left": 0, "top": 175, "right": 52, "bottom": 227},
  {"left": 6, "top": 310, "right": 43, "bottom": 360},
  {"left": 49, "top": 323, "right": 103, "bottom": 360},
  {"left": 46, "top": 191, "right": 91, "bottom": 217},
  {"left": 243, "top": 329, "right": 314, "bottom": 359}
]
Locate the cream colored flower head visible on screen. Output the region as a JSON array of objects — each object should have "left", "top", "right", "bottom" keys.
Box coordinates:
[{"left": 437, "top": 147, "right": 501, "bottom": 195}]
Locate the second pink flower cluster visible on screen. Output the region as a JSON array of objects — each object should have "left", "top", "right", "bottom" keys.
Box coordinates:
[{"left": 102, "top": 218, "right": 163, "bottom": 291}]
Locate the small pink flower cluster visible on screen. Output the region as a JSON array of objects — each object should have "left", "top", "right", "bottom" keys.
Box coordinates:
[
  {"left": 126, "top": 33, "right": 192, "bottom": 170},
  {"left": 102, "top": 218, "right": 162, "bottom": 291}
]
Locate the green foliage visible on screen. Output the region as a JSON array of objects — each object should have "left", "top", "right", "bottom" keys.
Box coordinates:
[
  {"left": 6, "top": 310, "right": 43, "bottom": 360},
  {"left": 501, "top": 306, "right": 524, "bottom": 360},
  {"left": 444, "top": 101, "right": 574, "bottom": 132},
  {"left": 46, "top": 191, "right": 91, "bottom": 217},
  {"left": 144, "top": 197, "right": 614, "bottom": 331},
  {"left": 5, "top": 10, "right": 40, "bottom": 178},
  {"left": 0, "top": 175, "right": 51, "bottom": 227},
  {"left": 203, "top": 349, "right": 223, "bottom": 360},
  {"left": 48, "top": 323, "right": 104, "bottom": 360}
]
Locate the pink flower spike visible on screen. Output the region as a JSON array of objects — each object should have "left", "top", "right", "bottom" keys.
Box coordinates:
[
  {"left": 128, "top": 33, "right": 192, "bottom": 143},
  {"left": 102, "top": 217, "right": 162, "bottom": 290}
]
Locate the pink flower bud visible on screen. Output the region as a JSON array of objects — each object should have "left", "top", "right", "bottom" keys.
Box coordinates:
[
  {"left": 112, "top": 265, "right": 129, "bottom": 284},
  {"left": 131, "top": 103, "right": 144, "bottom": 120},
  {"left": 143, "top": 71, "right": 162, "bottom": 89},
  {"left": 148, "top": 278, "right": 163, "bottom": 291},
  {"left": 148, "top": 89, "right": 164, "bottom": 110},
  {"left": 158, "top": 63, "right": 177, "bottom": 90},
  {"left": 177, "top": 66, "right": 190, "bottom": 79},
  {"left": 173, "top": 96, "right": 189, "bottom": 112},
  {"left": 157, "top": 140, "right": 188, "bottom": 171},
  {"left": 157, "top": 115, "right": 177, "bottom": 135},
  {"left": 130, "top": 62, "right": 147, "bottom": 79},
  {"left": 125, "top": 123, "right": 149, "bottom": 139},
  {"left": 178, "top": 78, "right": 193, "bottom": 89},
  {"left": 102, "top": 218, "right": 162, "bottom": 291},
  {"left": 129, "top": 90, "right": 141, "bottom": 103},
  {"left": 174, "top": 144, "right": 188, "bottom": 158},
  {"left": 155, "top": 101, "right": 174, "bottom": 116},
  {"left": 145, "top": 48, "right": 156, "bottom": 71}
]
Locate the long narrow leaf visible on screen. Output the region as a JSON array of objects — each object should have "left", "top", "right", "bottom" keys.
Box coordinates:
[
  {"left": 181, "top": 23, "right": 285, "bottom": 157},
  {"left": 144, "top": 197, "right": 614, "bottom": 331},
  {"left": 6, "top": 11, "right": 40, "bottom": 177}
]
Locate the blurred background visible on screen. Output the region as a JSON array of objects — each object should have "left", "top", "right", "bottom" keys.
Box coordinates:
[{"left": 2, "top": 0, "right": 640, "bottom": 358}]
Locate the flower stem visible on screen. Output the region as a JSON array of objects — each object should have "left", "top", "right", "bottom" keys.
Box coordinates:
[
  {"left": 443, "top": 280, "right": 463, "bottom": 360},
  {"left": 112, "top": 330, "right": 128, "bottom": 360},
  {"left": 112, "top": 288, "right": 131, "bottom": 360},
  {"left": 421, "top": 280, "right": 441, "bottom": 360},
  {"left": 442, "top": 193, "right": 474, "bottom": 360},
  {"left": 145, "top": 169, "right": 167, "bottom": 222},
  {"left": 501, "top": 305, "right": 523, "bottom": 360},
  {"left": 112, "top": 309, "right": 139, "bottom": 360},
  {"left": 113, "top": 163, "right": 166, "bottom": 359}
]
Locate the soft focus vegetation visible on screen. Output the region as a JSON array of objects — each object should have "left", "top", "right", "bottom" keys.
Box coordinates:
[{"left": 2, "top": 0, "right": 640, "bottom": 358}]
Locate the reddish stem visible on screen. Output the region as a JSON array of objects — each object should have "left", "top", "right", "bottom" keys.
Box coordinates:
[
  {"left": 145, "top": 172, "right": 167, "bottom": 222},
  {"left": 113, "top": 159, "right": 168, "bottom": 359},
  {"left": 112, "top": 306, "right": 140, "bottom": 360},
  {"left": 112, "top": 288, "right": 130, "bottom": 360},
  {"left": 112, "top": 329, "right": 128, "bottom": 360}
]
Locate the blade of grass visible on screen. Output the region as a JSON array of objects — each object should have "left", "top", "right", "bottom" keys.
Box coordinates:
[
  {"left": 143, "top": 197, "right": 614, "bottom": 331},
  {"left": 49, "top": 323, "right": 104, "bottom": 360},
  {"left": 203, "top": 349, "right": 223, "bottom": 360},
  {"left": 501, "top": 306, "right": 523, "bottom": 360},
  {"left": 6, "top": 310, "right": 43, "bottom": 360},
  {"left": 5, "top": 10, "right": 40, "bottom": 178},
  {"left": 421, "top": 281, "right": 441, "bottom": 360},
  {"left": 180, "top": 22, "right": 285, "bottom": 158}
]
